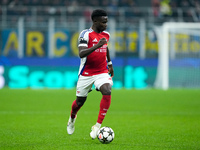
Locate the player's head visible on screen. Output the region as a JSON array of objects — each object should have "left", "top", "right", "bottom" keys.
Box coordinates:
[
  {"left": 91, "top": 9, "right": 108, "bottom": 32},
  {"left": 91, "top": 9, "right": 107, "bottom": 21}
]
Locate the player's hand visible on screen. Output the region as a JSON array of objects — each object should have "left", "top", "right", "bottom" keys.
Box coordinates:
[
  {"left": 97, "top": 38, "right": 107, "bottom": 47},
  {"left": 108, "top": 65, "right": 114, "bottom": 78}
]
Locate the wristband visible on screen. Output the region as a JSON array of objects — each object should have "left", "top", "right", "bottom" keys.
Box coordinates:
[{"left": 107, "top": 61, "right": 112, "bottom": 65}]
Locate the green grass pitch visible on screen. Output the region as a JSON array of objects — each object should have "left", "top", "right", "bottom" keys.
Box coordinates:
[{"left": 0, "top": 88, "right": 200, "bottom": 150}]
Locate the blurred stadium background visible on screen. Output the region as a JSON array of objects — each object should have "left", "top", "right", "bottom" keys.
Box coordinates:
[{"left": 0, "top": 0, "right": 200, "bottom": 89}]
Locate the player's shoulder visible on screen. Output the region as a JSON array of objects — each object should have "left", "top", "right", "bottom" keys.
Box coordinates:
[
  {"left": 102, "top": 30, "right": 110, "bottom": 35},
  {"left": 102, "top": 30, "right": 110, "bottom": 37},
  {"left": 79, "top": 28, "right": 93, "bottom": 38}
]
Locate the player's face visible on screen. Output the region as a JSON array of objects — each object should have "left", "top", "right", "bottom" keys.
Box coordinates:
[{"left": 96, "top": 16, "right": 108, "bottom": 32}]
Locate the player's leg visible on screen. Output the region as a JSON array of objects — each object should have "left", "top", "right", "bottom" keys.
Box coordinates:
[
  {"left": 67, "top": 96, "right": 87, "bottom": 134},
  {"left": 67, "top": 75, "right": 93, "bottom": 135},
  {"left": 70, "top": 97, "right": 87, "bottom": 119},
  {"left": 90, "top": 74, "right": 113, "bottom": 139},
  {"left": 97, "top": 83, "right": 112, "bottom": 124}
]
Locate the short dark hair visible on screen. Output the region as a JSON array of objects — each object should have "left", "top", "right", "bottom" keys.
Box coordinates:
[{"left": 91, "top": 9, "right": 107, "bottom": 21}]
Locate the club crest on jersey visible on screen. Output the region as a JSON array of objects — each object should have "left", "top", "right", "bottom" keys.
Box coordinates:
[{"left": 92, "top": 38, "right": 98, "bottom": 42}]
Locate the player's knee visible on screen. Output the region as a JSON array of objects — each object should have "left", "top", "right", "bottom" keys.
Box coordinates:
[
  {"left": 102, "top": 89, "right": 111, "bottom": 95},
  {"left": 76, "top": 97, "right": 86, "bottom": 107},
  {"left": 100, "top": 84, "right": 111, "bottom": 95}
]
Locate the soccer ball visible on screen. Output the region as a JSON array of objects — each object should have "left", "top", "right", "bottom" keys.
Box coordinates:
[{"left": 97, "top": 127, "right": 114, "bottom": 144}]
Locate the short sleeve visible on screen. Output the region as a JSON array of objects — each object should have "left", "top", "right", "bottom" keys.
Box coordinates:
[{"left": 78, "top": 30, "right": 89, "bottom": 47}]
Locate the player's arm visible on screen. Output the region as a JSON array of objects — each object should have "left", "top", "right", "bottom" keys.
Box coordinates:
[
  {"left": 107, "top": 47, "right": 114, "bottom": 77},
  {"left": 79, "top": 38, "right": 107, "bottom": 58}
]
